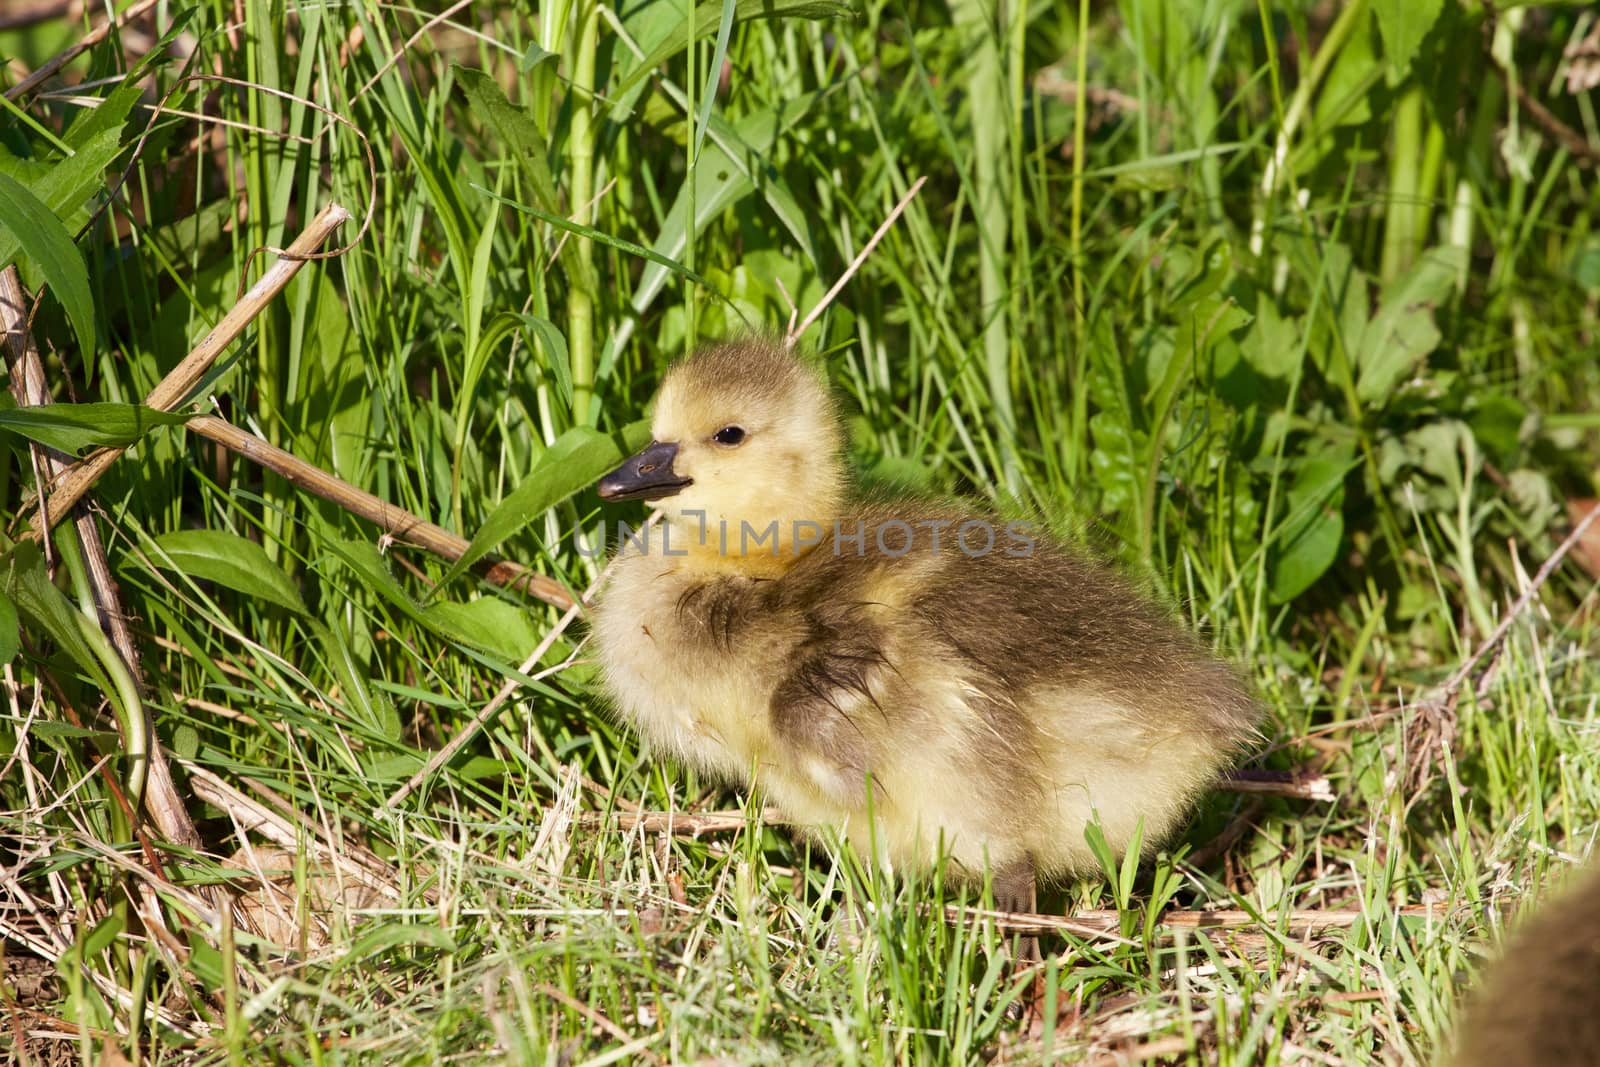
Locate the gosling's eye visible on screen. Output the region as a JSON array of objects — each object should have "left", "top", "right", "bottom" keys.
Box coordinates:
[{"left": 713, "top": 425, "right": 747, "bottom": 447}]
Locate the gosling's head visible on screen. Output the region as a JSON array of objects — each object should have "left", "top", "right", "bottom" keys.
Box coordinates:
[{"left": 599, "top": 341, "right": 846, "bottom": 570}]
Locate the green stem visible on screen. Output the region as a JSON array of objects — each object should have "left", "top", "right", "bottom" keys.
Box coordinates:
[
  {"left": 1068, "top": 0, "right": 1090, "bottom": 488},
  {"left": 1380, "top": 85, "right": 1423, "bottom": 282},
  {"left": 950, "top": 0, "right": 1018, "bottom": 493},
  {"left": 54, "top": 525, "right": 148, "bottom": 815},
  {"left": 567, "top": 0, "right": 600, "bottom": 426},
  {"left": 684, "top": 0, "right": 698, "bottom": 352},
  {"left": 1253, "top": 0, "right": 1369, "bottom": 251}
]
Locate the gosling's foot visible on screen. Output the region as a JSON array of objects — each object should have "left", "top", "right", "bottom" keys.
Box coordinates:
[
  {"left": 993, "top": 855, "right": 1040, "bottom": 965},
  {"left": 993, "top": 856, "right": 1047, "bottom": 1027}
]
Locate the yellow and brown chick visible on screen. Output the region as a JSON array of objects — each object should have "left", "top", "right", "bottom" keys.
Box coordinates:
[{"left": 590, "top": 340, "right": 1258, "bottom": 905}]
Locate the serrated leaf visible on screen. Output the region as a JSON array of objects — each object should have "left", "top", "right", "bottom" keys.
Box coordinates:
[
  {"left": 149, "top": 530, "right": 308, "bottom": 615},
  {"left": 0, "top": 402, "right": 189, "bottom": 454},
  {"left": 1372, "top": 0, "right": 1445, "bottom": 76},
  {"left": 614, "top": 0, "right": 853, "bottom": 99},
  {"left": 1240, "top": 296, "right": 1304, "bottom": 380},
  {"left": 439, "top": 421, "right": 652, "bottom": 589},
  {"left": 519, "top": 41, "right": 558, "bottom": 73},
  {"left": 0, "top": 171, "right": 96, "bottom": 358},
  {"left": 454, "top": 66, "right": 557, "bottom": 212},
  {"left": 1355, "top": 246, "right": 1464, "bottom": 405}
]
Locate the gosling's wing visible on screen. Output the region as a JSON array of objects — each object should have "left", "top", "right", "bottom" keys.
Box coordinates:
[
  {"left": 768, "top": 539, "right": 1038, "bottom": 808},
  {"left": 766, "top": 598, "right": 891, "bottom": 803},
  {"left": 907, "top": 542, "right": 1258, "bottom": 742}
]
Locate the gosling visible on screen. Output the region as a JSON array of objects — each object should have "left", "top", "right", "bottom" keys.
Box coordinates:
[
  {"left": 1449, "top": 865, "right": 1600, "bottom": 1067},
  {"left": 589, "top": 340, "right": 1258, "bottom": 910}
]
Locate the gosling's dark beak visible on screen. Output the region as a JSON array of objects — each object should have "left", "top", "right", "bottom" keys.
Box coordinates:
[{"left": 598, "top": 440, "right": 693, "bottom": 502}]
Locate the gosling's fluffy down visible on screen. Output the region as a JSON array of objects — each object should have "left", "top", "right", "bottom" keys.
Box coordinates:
[
  {"left": 590, "top": 341, "right": 1258, "bottom": 885},
  {"left": 1449, "top": 866, "right": 1600, "bottom": 1067}
]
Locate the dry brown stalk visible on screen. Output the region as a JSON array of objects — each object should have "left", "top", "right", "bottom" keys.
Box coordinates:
[
  {"left": 184, "top": 415, "right": 575, "bottom": 610},
  {"left": 959, "top": 903, "right": 1443, "bottom": 938},
  {"left": 0, "top": 1, "right": 78, "bottom": 32},
  {"left": 577, "top": 809, "right": 776, "bottom": 836},
  {"left": 2, "top": 0, "right": 161, "bottom": 101},
  {"left": 1218, "top": 768, "right": 1335, "bottom": 802},
  {"left": 0, "top": 267, "right": 202, "bottom": 849},
  {"left": 182, "top": 758, "right": 409, "bottom": 902},
  {"left": 1404, "top": 498, "right": 1600, "bottom": 797},
  {"left": 786, "top": 175, "right": 928, "bottom": 347},
  {"left": 20, "top": 201, "right": 353, "bottom": 534}
]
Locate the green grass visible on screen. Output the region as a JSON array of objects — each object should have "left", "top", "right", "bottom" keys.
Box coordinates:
[{"left": 3, "top": 0, "right": 1599, "bottom": 1062}]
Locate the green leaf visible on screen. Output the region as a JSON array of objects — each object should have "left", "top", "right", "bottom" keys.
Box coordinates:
[
  {"left": 80, "top": 912, "right": 126, "bottom": 960},
  {"left": 3, "top": 541, "right": 117, "bottom": 697},
  {"left": 438, "top": 421, "right": 651, "bottom": 589},
  {"left": 55, "top": 84, "right": 141, "bottom": 204},
  {"left": 30, "top": 720, "right": 116, "bottom": 742},
  {"left": 454, "top": 66, "right": 557, "bottom": 212},
  {"left": 1572, "top": 240, "right": 1600, "bottom": 290},
  {"left": 0, "top": 402, "right": 189, "bottom": 454},
  {"left": 0, "top": 84, "right": 139, "bottom": 246},
  {"left": 1354, "top": 246, "right": 1465, "bottom": 406},
  {"left": 479, "top": 186, "right": 718, "bottom": 292},
  {"left": 454, "top": 310, "right": 525, "bottom": 465},
  {"left": 608, "top": 91, "right": 824, "bottom": 356},
  {"left": 1267, "top": 456, "right": 1353, "bottom": 604},
  {"left": 613, "top": 0, "right": 853, "bottom": 99},
  {"left": 1240, "top": 296, "right": 1304, "bottom": 380},
  {"left": 522, "top": 315, "right": 572, "bottom": 405},
  {"left": 691, "top": 0, "right": 740, "bottom": 162},
  {"left": 0, "top": 171, "right": 96, "bottom": 358},
  {"left": 1167, "top": 237, "right": 1233, "bottom": 313},
  {"left": 149, "top": 530, "right": 308, "bottom": 615},
  {"left": 426, "top": 597, "right": 541, "bottom": 661},
  {"left": 172, "top": 723, "right": 200, "bottom": 760},
  {"left": 0, "top": 588, "right": 18, "bottom": 665},
  {"left": 327, "top": 540, "right": 538, "bottom": 662},
  {"left": 1468, "top": 393, "right": 1527, "bottom": 458},
  {"left": 1311, "top": 7, "right": 1378, "bottom": 132},
  {"left": 337, "top": 923, "right": 456, "bottom": 967},
  {"left": 518, "top": 41, "right": 559, "bottom": 74},
  {"left": 185, "top": 931, "right": 224, "bottom": 991},
  {"left": 1372, "top": 0, "right": 1445, "bottom": 76}
]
